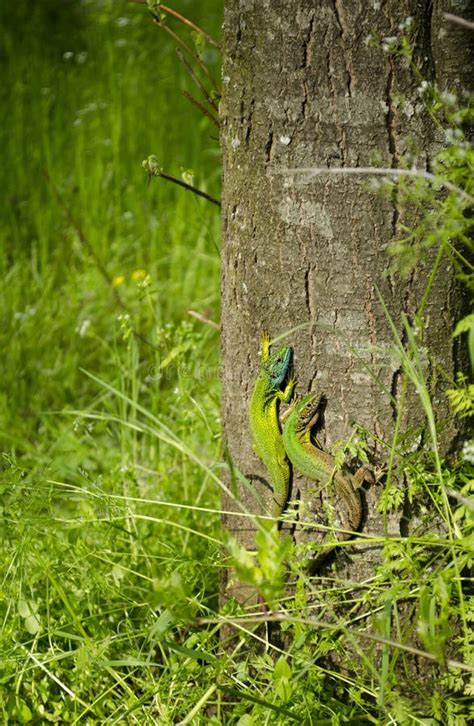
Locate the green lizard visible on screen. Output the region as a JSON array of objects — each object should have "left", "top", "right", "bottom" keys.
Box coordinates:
[
  {"left": 282, "top": 392, "right": 372, "bottom": 558},
  {"left": 249, "top": 332, "right": 295, "bottom": 518}
]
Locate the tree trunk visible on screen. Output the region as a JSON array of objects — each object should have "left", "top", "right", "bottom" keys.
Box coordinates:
[{"left": 220, "top": 0, "right": 471, "bottom": 606}]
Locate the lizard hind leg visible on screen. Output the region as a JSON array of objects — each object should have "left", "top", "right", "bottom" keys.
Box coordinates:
[{"left": 353, "top": 466, "right": 376, "bottom": 489}]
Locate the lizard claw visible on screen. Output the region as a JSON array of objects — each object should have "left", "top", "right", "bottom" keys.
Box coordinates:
[{"left": 260, "top": 331, "right": 271, "bottom": 360}]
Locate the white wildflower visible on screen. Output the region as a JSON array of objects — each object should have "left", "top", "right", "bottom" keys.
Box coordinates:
[
  {"left": 76, "top": 319, "right": 91, "bottom": 337},
  {"left": 461, "top": 440, "right": 474, "bottom": 464}
]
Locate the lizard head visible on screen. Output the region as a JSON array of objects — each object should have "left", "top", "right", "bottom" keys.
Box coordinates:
[
  {"left": 264, "top": 345, "right": 292, "bottom": 390},
  {"left": 293, "top": 392, "right": 323, "bottom": 433}
]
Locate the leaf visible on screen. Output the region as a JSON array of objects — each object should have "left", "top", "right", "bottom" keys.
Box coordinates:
[
  {"left": 274, "top": 657, "right": 293, "bottom": 703},
  {"left": 273, "top": 655, "right": 292, "bottom": 680},
  {"left": 17, "top": 599, "right": 31, "bottom": 618},
  {"left": 275, "top": 676, "right": 292, "bottom": 703},
  {"left": 470, "top": 321, "right": 474, "bottom": 373},
  {"left": 147, "top": 609, "right": 175, "bottom": 640},
  {"left": 18, "top": 598, "right": 38, "bottom": 619},
  {"left": 237, "top": 716, "right": 255, "bottom": 726},
  {"left": 217, "top": 686, "right": 299, "bottom": 721},
  {"left": 453, "top": 313, "right": 474, "bottom": 337},
  {"left": 111, "top": 564, "right": 125, "bottom": 584},
  {"left": 24, "top": 613, "right": 41, "bottom": 635},
  {"left": 9, "top": 698, "right": 33, "bottom": 724},
  {"left": 159, "top": 341, "right": 192, "bottom": 370},
  {"left": 453, "top": 314, "right": 474, "bottom": 371},
  {"left": 162, "top": 640, "right": 217, "bottom": 664}
]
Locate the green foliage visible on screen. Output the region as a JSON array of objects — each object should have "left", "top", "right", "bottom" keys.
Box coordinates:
[
  {"left": 226, "top": 519, "right": 293, "bottom": 610},
  {"left": 453, "top": 314, "right": 474, "bottom": 373},
  {"left": 0, "top": 0, "right": 223, "bottom": 723},
  {"left": 447, "top": 372, "right": 474, "bottom": 418}
]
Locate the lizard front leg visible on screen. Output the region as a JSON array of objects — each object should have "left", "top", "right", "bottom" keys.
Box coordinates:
[{"left": 277, "top": 376, "right": 296, "bottom": 405}]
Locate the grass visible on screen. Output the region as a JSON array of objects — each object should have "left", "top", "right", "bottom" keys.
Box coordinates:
[
  {"left": 0, "top": 0, "right": 222, "bottom": 456},
  {"left": 0, "top": 1, "right": 223, "bottom": 722},
  {"left": 1, "top": 2, "right": 473, "bottom": 724}
]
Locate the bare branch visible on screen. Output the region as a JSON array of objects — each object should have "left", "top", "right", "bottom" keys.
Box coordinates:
[
  {"left": 182, "top": 89, "right": 220, "bottom": 128},
  {"left": 281, "top": 166, "right": 474, "bottom": 204},
  {"left": 160, "top": 3, "right": 221, "bottom": 49},
  {"left": 152, "top": 18, "right": 220, "bottom": 92},
  {"left": 143, "top": 158, "right": 221, "bottom": 207},
  {"left": 187, "top": 310, "right": 220, "bottom": 330},
  {"left": 444, "top": 13, "right": 474, "bottom": 31},
  {"left": 156, "top": 170, "right": 221, "bottom": 207},
  {"left": 177, "top": 47, "right": 219, "bottom": 113},
  {"left": 128, "top": 1, "right": 221, "bottom": 48}
]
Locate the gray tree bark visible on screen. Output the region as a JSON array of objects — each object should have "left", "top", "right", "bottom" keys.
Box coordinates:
[{"left": 220, "top": 0, "right": 472, "bottom": 606}]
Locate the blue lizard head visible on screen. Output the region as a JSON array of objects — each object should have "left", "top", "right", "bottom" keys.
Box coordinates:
[{"left": 265, "top": 345, "right": 292, "bottom": 389}]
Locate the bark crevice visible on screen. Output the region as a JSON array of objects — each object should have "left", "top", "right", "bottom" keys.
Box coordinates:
[{"left": 333, "top": 0, "right": 353, "bottom": 97}]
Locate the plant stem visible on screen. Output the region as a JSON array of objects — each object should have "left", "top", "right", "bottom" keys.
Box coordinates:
[{"left": 150, "top": 169, "right": 221, "bottom": 207}]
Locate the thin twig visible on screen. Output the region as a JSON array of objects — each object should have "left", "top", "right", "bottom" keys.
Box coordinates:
[
  {"left": 160, "top": 3, "right": 221, "bottom": 49},
  {"left": 149, "top": 168, "right": 221, "bottom": 207},
  {"left": 445, "top": 488, "right": 474, "bottom": 509},
  {"left": 187, "top": 310, "right": 220, "bottom": 330},
  {"left": 128, "top": 0, "right": 221, "bottom": 48},
  {"left": 444, "top": 13, "right": 474, "bottom": 30},
  {"left": 182, "top": 90, "right": 220, "bottom": 128},
  {"left": 281, "top": 166, "right": 474, "bottom": 204},
  {"left": 177, "top": 48, "right": 219, "bottom": 113},
  {"left": 22, "top": 646, "right": 78, "bottom": 700},
  {"left": 152, "top": 18, "right": 220, "bottom": 93}
]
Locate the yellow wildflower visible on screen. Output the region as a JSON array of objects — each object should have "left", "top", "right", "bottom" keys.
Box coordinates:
[
  {"left": 131, "top": 269, "right": 147, "bottom": 282},
  {"left": 112, "top": 275, "right": 125, "bottom": 287}
]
